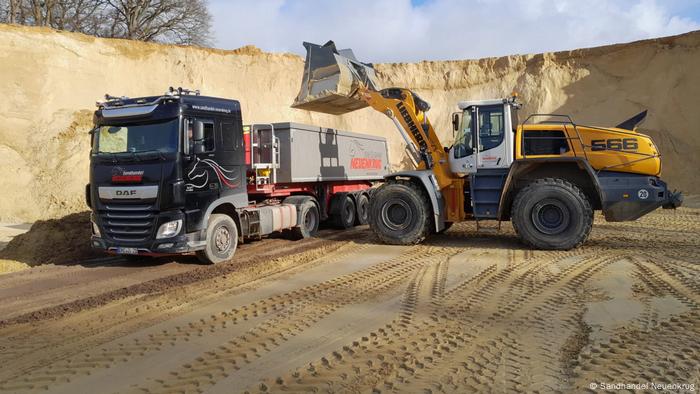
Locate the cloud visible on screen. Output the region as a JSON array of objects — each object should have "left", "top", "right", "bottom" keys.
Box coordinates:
[{"left": 209, "top": 0, "right": 700, "bottom": 62}]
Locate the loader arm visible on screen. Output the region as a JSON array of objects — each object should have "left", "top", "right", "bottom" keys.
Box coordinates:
[
  {"left": 357, "top": 87, "right": 455, "bottom": 189},
  {"left": 291, "top": 41, "right": 465, "bottom": 222}
]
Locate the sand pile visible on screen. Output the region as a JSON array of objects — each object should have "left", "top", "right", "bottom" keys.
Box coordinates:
[
  {"left": 0, "top": 24, "right": 698, "bottom": 223},
  {"left": 0, "top": 212, "right": 100, "bottom": 268}
]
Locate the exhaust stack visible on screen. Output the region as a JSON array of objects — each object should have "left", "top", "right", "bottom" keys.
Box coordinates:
[{"left": 291, "top": 41, "right": 381, "bottom": 115}]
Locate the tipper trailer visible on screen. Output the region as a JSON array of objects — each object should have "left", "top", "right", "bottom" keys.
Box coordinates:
[{"left": 86, "top": 88, "right": 389, "bottom": 263}]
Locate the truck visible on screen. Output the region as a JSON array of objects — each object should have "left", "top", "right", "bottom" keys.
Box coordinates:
[
  {"left": 86, "top": 87, "right": 389, "bottom": 264},
  {"left": 292, "top": 41, "right": 683, "bottom": 249}
]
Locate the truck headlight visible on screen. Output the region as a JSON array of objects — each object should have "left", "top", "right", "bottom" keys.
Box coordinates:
[
  {"left": 91, "top": 219, "right": 101, "bottom": 237},
  {"left": 156, "top": 219, "right": 182, "bottom": 239}
]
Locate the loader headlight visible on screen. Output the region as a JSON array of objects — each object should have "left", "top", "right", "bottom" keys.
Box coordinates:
[{"left": 156, "top": 219, "right": 182, "bottom": 239}]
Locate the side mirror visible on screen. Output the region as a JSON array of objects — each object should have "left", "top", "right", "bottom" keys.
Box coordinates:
[
  {"left": 89, "top": 127, "right": 97, "bottom": 148},
  {"left": 192, "top": 120, "right": 206, "bottom": 154},
  {"left": 451, "top": 112, "right": 461, "bottom": 135},
  {"left": 193, "top": 121, "right": 204, "bottom": 141}
]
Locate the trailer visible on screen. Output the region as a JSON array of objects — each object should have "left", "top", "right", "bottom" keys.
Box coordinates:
[{"left": 86, "top": 88, "right": 389, "bottom": 263}]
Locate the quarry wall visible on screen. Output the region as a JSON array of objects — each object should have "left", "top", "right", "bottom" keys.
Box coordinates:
[{"left": 1, "top": 24, "right": 697, "bottom": 221}]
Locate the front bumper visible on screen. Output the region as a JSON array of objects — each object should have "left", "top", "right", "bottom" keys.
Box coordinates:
[
  {"left": 90, "top": 232, "right": 205, "bottom": 256},
  {"left": 90, "top": 209, "right": 206, "bottom": 256},
  {"left": 600, "top": 173, "right": 683, "bottom": 222}
]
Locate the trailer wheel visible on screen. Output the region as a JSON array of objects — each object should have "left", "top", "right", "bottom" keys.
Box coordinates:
[
  {"left": 291, "top": 200, "right": 320, "bottom": 239},
  {"left": 511, "top": 178, "right": 593, "bottom": 250},
  {"left": 334, "top": 195, "right": 356, "bottom": 229},
  {"left": 369, "top": 180, "right": 432, "bottom": 245},
  {"left": 355, "top": 193, "right": 370, "bottom": 225},
  {"left": 196, "top": 214, "right": 238, "bottom": 264}
]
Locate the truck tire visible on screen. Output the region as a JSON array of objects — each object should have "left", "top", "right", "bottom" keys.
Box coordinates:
[
  {"left": 196, "top": 214, "right": 238, "bottom": 264},
  {"left": 290, "top": 200, "right": 320, "bottom": 239},
  {"left": 355, "top": 193, "right": 370, "bottom": 225},
  {"left": 511, "top": 178, "right": 593, "bottom": 250},
  {"left": 369, "top": 180, "right": 432, "bottom": 245},
  {"left": 333, "top": 195, "right": 356, "bottom": 229}
]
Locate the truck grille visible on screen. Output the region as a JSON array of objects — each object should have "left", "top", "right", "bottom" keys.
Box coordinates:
[{"left": 100, "top": 204, "right": 156, "bottom": 243}]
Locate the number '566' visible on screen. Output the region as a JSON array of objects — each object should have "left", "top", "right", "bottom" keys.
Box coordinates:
[{"left": 591, "top": 138, "right": 638, "bottom": 151}]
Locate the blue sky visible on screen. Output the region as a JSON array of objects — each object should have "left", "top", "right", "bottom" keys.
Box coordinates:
[{"left": 209, "top": 0, "right": 700, "bottom": 62}]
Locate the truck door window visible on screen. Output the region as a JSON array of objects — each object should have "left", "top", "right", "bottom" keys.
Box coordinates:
[
  {"left": 187, "top": 118, "right": 215, "bottom": 153},
  {"left": 478, "top": 105, "right": 504, "bottom": 152},
  {"left": 221, "top": 122, "right": 240, "bottom": 151}
]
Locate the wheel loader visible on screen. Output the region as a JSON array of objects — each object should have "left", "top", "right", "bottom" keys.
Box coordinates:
[{"left": 291, "top": 41, "right": 683, "bottom": 250}]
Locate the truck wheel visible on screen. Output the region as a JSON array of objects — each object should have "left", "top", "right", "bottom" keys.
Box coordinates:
[
  {"left": 369, "top": 180, "right": 432, "bottom": 245},
  {"left": 334, "top": 195, "right": 356, "bottom": 229},
  {"left": 511, "top": 178, "right": 593, "bottom": 250},
  {"left": 196, "top": 214, "right": 238, "bottom": 264},
  {"left": 355, "top": 193, "right": 370, "bottom": 225},
  {"left": 291, "top": 200, "right": 320, "bottom": 239}
]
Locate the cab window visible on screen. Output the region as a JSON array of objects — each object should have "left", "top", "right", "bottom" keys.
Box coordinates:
[
  {"left": 478, "top": 105, "right": 504, "bottom": 152},
  {"left": 453, "top": 108, "right": 474, "bottom": 159}
]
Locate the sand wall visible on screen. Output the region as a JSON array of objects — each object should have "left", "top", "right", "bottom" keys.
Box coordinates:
[{"left": 1, "top": 24, "right": 698, "bottom": 222}]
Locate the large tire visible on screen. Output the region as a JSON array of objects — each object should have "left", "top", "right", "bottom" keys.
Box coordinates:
[
  {"left": 355, "top": 193, "right": 370, "bottom": 225},
  {"left": 511, "top": 178, "right": 593, "bottom": 250},
  {"left": 290, "top": 200, "right": 320, "bottom": 239},
  {"left": 369, "top": 180, "right": 432, "bottom": 245},
  {"left": 333, "top": 195, "right": 356, "bottom": 229},
  {"left": 196, "top": 214, "right": 238, "bottom": 264}
]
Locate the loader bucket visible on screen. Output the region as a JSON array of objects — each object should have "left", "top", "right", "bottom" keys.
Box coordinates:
[{"left": 292, "top": 41, "right": 381, "bottom": 115}]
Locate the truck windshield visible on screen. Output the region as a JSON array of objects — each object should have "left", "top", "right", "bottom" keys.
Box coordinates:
[{"left": 94, "top": 119, "right": 178, "bottom": 154}]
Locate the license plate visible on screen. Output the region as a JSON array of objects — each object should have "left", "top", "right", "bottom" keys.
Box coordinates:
[{"left": 116, "top": 247, "right": 138, "bottom": 255}]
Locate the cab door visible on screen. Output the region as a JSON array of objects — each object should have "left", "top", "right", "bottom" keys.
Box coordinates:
[
  {"left": 475, "top": 105, "right": 510, "bottom": 169},
  {"left": 183, "top": 115, "right": 221, "bottom": 226},
  {"left": 449, "top": 106, "right": 478, "bottom": 177}
]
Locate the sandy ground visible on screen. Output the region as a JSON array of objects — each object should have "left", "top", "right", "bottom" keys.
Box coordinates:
[{"left": 0, "top": 208, "right": 697, "bottom": 393}]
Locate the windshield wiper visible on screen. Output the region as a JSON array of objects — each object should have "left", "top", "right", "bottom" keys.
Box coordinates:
[
  {"left": 96, "top": 152, "right": 119, "bottom": 163},
  {"left": 136, "top": 150, "right": 168, "bottom": 160}
]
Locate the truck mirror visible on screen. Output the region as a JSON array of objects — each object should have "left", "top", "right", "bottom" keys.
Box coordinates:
[
  {"left": 194, "top": 143, "right": 205, "bottom": 154},
  {"left": 193, "top": 120, "right": 205, "bottom": 141},
  {"left": 451, "top": 113, "right": 461, "bottom": 134}
]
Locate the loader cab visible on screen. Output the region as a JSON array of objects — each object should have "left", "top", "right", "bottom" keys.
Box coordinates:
[{"left": 449, "top": 98, "right": 518, "bottom": 177}]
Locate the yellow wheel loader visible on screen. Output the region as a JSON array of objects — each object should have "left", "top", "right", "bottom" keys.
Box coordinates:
[{"left": 292, "top": 41, "right": 683, "bottom": 250}]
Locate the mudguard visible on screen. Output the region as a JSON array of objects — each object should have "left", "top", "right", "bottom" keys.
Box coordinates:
[{"left": 386, "top": 170, "right": 446, "bottom": 232}]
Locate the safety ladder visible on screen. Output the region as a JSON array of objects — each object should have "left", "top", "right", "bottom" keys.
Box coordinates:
[
  {"left": 249, "top": 123, "right": 280, "bottom": 191},
  {"left": 470, "top": 169, "right": 508, "bottom": 233}
]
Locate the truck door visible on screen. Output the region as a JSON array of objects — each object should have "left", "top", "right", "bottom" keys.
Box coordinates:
[{"left": 184, "top": 117, "right": 220, "bottom": 199}]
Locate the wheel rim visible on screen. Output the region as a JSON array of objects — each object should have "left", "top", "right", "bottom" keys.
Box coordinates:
[
  {"left": 381, "top": 198, "right": 412, "bottom": 231},
  {"left": 343, "top": 202, "right": 354, "bottom": 224},
  {"left": 358, "top": 199, "right": 368, "bottom": 220},
  {"left": 305, "top": 208, "right": 318, "bottom": 231},
  {"left": 531, "top": 198, "right": 570, "bottom": 235},
  {"left": 214, "top": 225, "right": 231, "bottom": 253}
]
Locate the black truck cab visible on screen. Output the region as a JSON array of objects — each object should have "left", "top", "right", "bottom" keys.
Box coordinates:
[{"left": 88, "top": 89, "right": 248, "bottom": 261}]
